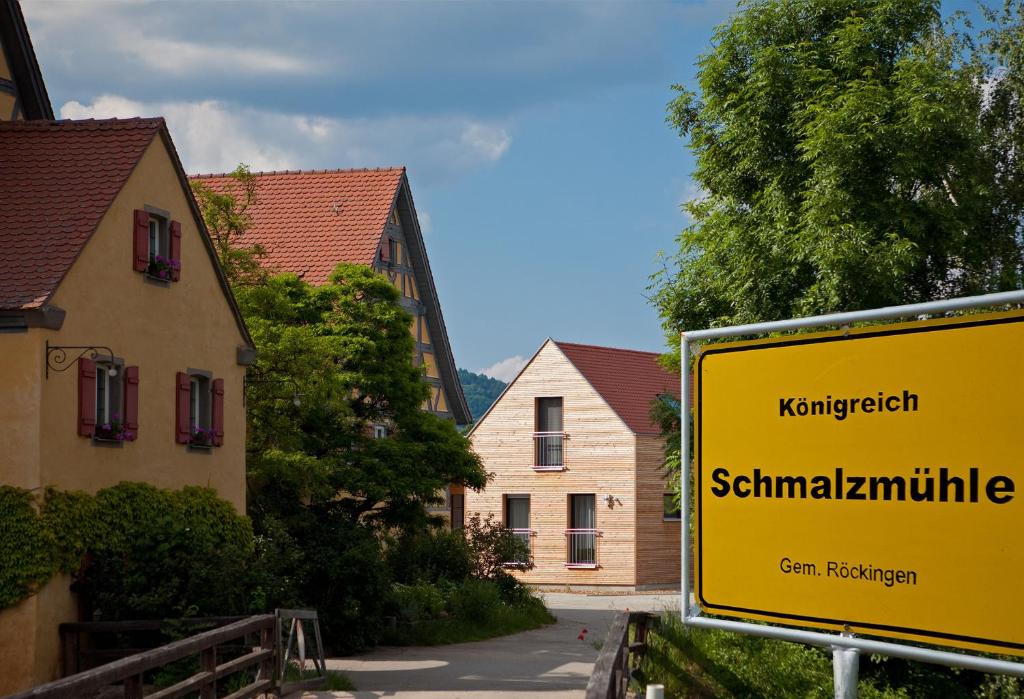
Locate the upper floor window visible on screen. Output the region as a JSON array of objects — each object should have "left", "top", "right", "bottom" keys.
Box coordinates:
[
  {"left": 534, "top": 397, "right": 564, "bottom": 470},
  {"left": 372, "top": 424, "right": 388, "bottom": 439},
  {"left": 134, "top": 209, "right": 181, "bottom": 282}
]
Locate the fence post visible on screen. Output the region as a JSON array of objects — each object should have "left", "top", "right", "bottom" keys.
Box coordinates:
[
  {"left": 261, "top": 624, "right": 276, "bottom": 688},
  {"left": 200, "top": 646, "right": 217, "bottom": 699},
  {"left": 122, "top": 674, "right": 143, "bottom": 699}
]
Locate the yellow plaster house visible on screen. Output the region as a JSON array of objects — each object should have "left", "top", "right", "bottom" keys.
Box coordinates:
[
  {"left": 0, "top": 11, "right": 255, "bottom": 685},
  {"left": 0, "top": 115, "right": 255, "bottom": 692}
]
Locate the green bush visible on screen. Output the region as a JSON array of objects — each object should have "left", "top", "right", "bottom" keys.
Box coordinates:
[
  {"left": 464, "top": 513, "right": 532, "bottom": 580},
  {"left": 0, "top": 483, "right": 256, "bottom": 620},
  {"left": 449, "top": 579, "right": 502, "bottom": 624},
  {"left": 388, "top": 582, "right": 445, "bottom": 623},
  {"left": 288, "top": 504, "right": 391, "bottom": 654},
  {"left": 387, "top": 528, "right": 472, "bottom": 585},
  {"left": 80, "top": 483, "right": 255, "bottom": 620},
  {"left": 638, "top": 613, "right": 1024, "bottom": 698}
]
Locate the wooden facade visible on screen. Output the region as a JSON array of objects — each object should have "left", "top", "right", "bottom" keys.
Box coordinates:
[{"left": 464, "top": 340, "right": 680, "bottom": 589}]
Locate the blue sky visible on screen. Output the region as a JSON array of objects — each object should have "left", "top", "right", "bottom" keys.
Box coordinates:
[{"left": 24, "top": 0, "right": 984, "bottom": 381}]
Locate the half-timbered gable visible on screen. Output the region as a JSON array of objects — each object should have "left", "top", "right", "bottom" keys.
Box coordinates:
[{"left": 192, "top": 168, "right": 470, "bottom": 425}]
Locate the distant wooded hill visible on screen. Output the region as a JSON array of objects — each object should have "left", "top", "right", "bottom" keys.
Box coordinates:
[{"left": 458, "top": 369, "right": 507, "bottom": 421}]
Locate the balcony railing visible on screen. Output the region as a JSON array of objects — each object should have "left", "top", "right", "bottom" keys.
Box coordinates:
[
  {"left": 533, "top": 432, "right": 565, "bottom": 470},
  {"left": 565, "top": 528, "right": 601, "bottom": 568},
  {"left": 504, "top": 528, "right": 534, "bottom": 567}
]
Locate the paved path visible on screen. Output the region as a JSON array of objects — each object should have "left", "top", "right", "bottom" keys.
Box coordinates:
[{"left": 291, "top": 592, "right": 679, "bottom": 699}]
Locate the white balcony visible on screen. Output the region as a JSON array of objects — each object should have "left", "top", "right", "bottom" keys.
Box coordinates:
[
  {"left": 565, "top": 528, "right": 601, "bottom": 568},
  {"left": 533, "top": 432, "right": 565, "bottom": 471}
]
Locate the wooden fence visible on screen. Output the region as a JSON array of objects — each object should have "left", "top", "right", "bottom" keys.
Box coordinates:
[
  {"left": 9, "top": 615, "right": 277, "bottom": 699},
  {"left": 60, "top": 616, "right": 248, "bottom": 676},
  {"left": 585, "top": 611, "right": 657, "bottom": 699}
]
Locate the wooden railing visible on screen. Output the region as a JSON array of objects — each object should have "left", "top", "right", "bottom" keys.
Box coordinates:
[
  {"left": 585, "top": 611, "right": 657, "bottom": 699},
  {"left": 9, "top": 615, "right": 276, "bottom": 699},
  {"left": 60, "top": 616, "right": 247, "bottom": 676}
]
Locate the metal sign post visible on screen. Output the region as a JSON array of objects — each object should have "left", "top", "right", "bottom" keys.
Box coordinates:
[{"left": 680, "top": 289, "right": 1024, "bottom": 698}]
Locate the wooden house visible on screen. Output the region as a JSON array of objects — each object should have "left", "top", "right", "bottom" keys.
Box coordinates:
[{"left": 464, "top": 339, "right": 682, "bottom": 589}]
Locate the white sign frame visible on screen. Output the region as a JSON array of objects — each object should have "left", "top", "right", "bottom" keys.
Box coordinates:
[{"left": 679, "top": 289, "right": 1024, "bottom": 684}]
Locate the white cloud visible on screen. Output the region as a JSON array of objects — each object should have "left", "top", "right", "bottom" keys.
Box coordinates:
[
  {"left": 680, "top": 179, "right": 708, "bottom": 206},
  {"left": 479, "top": 355, "right": 528, "bottom": 383},
  {"left": 460, "top": 123, "right": 510, "bottom": 162},
  {"left": 59, "top": 95, "right": 512, "bottom": 181},
  {"left": 117, "top": 37, "right": 316, "bottom": 77},
  {"left": 61, "top": 95, "right": 297, "bottom": 172}
]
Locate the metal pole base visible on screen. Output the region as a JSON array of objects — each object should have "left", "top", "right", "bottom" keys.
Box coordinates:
[{"left": 832, "top": 645, "right": 859, "bottom": 699}]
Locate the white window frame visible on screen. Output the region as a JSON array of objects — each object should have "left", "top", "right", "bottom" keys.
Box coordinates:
[
  {"left": 189, "top": 373, "right": 212, "bottom": 432},
  {"left": 147, "top": 213, "right": 169, "bottom": 263},
  {"left": 95, "top": 360, "right": 122, "bottom": 425}
]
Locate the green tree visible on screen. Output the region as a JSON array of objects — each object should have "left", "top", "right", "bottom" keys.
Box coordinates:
[
  {"left": 457, "top": 368, "right": 507, "bottom": 421},
  {"left": 650, "top": 0, "right": 1024, "bottom": 504},
  {"left": 191, "top": 165, "right": 268, "bottom": 287},
  {"left": 239, "top": 266, "right": 487, "bottom": 524},
  {"left": 651, "top": 0, "right": 1024, "bottom": 361}
]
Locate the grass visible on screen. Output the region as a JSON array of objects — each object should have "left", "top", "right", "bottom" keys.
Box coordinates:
[
  {"left": 636, "top": 613, "right": 1024, "bottom": 699},
  {"left": 324, "top": 671, "right": 356, "bottom": 691},
  {"left": 380, "top": 597, "right": 555, "bottom": 646},
  {"left": 282, "top": 664, "right": 356, "bottom": 692}
]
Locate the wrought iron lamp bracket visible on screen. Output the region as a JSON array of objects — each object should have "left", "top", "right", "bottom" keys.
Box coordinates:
[{"left": 45, "top": 340, "right": 116, "bottom": 379}]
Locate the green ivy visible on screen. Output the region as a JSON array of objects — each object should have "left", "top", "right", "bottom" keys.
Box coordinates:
[
  {"left": 0, "top": 487, "right": 55, "bottom": 608},
  {"left": 0, "top": 483, "right": 254, "bottom": 617}
]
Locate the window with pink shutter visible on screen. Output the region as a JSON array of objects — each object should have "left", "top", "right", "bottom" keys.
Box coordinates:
[
  {"left": 179, "top": 371, "right": 222, "bottom": 448},
  {"left": 78, "top": 358, "right": 97, "bottom": 437}
]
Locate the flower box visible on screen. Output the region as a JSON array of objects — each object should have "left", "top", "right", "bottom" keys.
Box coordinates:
[
  {"left": 94, "top": 418, "right": 133, "bottom": 443},
  {"left": 189, "top": 426, "right": 216, "bottom": 448},
  {"left": 146, "top": 255, "right": 180, "bottom": 281}
]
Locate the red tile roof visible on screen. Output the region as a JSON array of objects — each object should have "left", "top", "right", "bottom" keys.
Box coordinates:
[
  {"left": 191, "top": 168, "right": 405, "bottom": 285},
  {"left": 554, "top": 341, "right": 680, "bottom": 435},
  {"left": 0, "top": 118, "right": 162, "bottom": 310}
]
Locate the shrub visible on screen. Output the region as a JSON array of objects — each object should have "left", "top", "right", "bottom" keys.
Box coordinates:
[
  {"left": 449, "top": 579, "right": 502, "bottom": 624},
  {"left": 463, "top": 513, "right": 532, "bottom": 581},
  {"left": 492, "top": 571, "right": 533, "bottom": 605},
  {"left": 80, "top": 483, "right": 254, "bottom": 620},
  {"left": 387, "top": 527, "right": 472, "bottom": 585},
  {"left": 388, "top": 582, "right": 445, "bottom": 623},
  {"left": 0, "top": 483, "right": 253, "bottom": 619},
  {"left": 638, "top": 613, "right": 1024, "bottom": 698},
  {"left": 289, "top": 504, "right": 391, "bottom": 654}
]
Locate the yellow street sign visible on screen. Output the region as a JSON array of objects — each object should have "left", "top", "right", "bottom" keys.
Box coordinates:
[{"left": 695, "top": 309, "right": 1024, "bottom": 656}]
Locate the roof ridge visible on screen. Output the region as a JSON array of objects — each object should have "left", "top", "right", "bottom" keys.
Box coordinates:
[
  {"left": 553, "top": 339, "right": 664, "bottom": 357},
  {"left": 0, "top": 116, "right": 165, "bottom": 129},
  {"left": 191, "top": 166, "right": 406, "bottom": 179}
]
